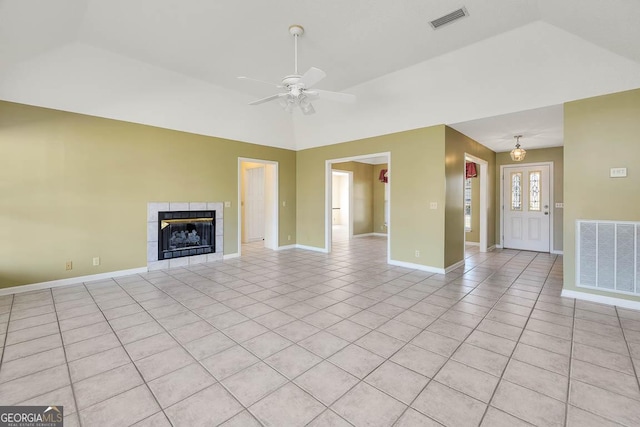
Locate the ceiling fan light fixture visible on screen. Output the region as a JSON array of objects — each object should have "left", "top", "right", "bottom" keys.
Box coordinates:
[{"left": 510, "top": 135, "right": 527, "bottom": 161}]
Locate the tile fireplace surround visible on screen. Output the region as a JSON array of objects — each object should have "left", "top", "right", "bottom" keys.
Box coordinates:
[{"left": 147, "top": 202, "right": 223, "bottom": 271}]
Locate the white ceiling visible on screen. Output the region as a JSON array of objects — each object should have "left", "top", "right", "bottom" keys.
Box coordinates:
[{"left": 1, "top": 0, "right": 639, "bottom": 152}]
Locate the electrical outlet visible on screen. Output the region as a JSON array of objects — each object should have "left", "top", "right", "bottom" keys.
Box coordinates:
[
  {"left": 288, "top": 235, "right": 291, "bottom": 241},
  {"left": 415, "top": 250, "right": 420, "bottom": 258},
  {"left": 93, "top": 257, "right": 100, "bottom": 266},
  {"left": 282, "top": 201, "right": 286, "bottom": 207},
  {"left": 65, "top": 261, "right": 73, "bottom": 270},
  {"left": 429, "top": 202, "right": 437, "bottom": 210},
  {"left": 224, "top": 201, "right": 231, "bottom": 208}
]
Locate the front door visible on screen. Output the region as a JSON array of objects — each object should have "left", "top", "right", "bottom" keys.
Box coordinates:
[{"left": 503, "top": 164, "right": 550, "bottom": 252}]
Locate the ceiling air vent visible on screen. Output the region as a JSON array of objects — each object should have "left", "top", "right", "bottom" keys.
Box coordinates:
[{"left": 429, "top": 7, "right": 469, "bottom": 30}]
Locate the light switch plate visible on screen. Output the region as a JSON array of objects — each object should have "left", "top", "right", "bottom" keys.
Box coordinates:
[
  {"left": 610, "top": 167, "right": 627, "bottom": 178},
  {"left": 224, "top": 201, "right": 231, "bottom": 208},
  {"left": 555, "top": 203, "right": 564, "bottom": 208},
  {"left": 429, "top": 202, "right": 437, "bottom": 210}
]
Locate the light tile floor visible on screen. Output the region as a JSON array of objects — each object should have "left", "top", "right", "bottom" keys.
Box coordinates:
[{"left": 1, "top": 237, "right": 640, "bottom": 426}]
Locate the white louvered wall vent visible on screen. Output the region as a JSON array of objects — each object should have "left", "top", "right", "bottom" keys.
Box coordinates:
[
  {"left": 429, "top": 7, "right": 469, "bottom": 29},
  {"left": 577, "top": 220, "right": 640, "bottom": 295}
]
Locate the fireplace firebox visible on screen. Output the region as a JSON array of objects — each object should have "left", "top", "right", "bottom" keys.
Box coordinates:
[{"left": 158, "top": 210, "right": 215, "bottom": 260}]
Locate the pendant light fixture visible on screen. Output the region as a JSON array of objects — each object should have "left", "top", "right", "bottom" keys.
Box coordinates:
[{"left": 510, "top": 135, "right": 527, "bottom": 161}]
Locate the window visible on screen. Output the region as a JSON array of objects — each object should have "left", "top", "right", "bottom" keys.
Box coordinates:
[
  {"left": 511, "top": 172, "right": 522, "bottom": 211},
  {"left": 464, "top": 178, "right": 472, "bottom": 231},
  {"left": 529, "top": 170, "right": 541, "bottom": 211}
]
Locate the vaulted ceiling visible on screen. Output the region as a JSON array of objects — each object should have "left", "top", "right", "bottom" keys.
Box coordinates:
[{"left": 1, "top": 0, "right": 639, "bottom": 151}]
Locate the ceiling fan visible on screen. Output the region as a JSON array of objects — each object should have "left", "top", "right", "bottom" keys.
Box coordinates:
[{"left": 238, "top": 25, "right": 356, "bottom": 115}]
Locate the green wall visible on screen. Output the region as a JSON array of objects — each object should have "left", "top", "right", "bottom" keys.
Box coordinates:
[
  {"left": 297, "top": 126, "right": 447, "bottom": 268},
  {"left": 444, "top": 127, "right": 497, "bottom": 267},
  {"left": 496, "top": 147, "right": 564, "bottom": 252},
  {"left": 0, "top": 101, "right": 296, "bottom": 288},
  {"left": 564, "top": 88, "right": 640, "bottom": 301},
  {"left": 332, "top": 161, "right": 374, "bottom": 235}
]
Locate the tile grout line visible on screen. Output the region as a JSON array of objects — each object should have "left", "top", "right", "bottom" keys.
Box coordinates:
[
  {"left": 564, "top": 294, "right": 577, "bottom": 427},
  {"left": 50, "top": 288, "right": 84, "bottom": 426},
  {"left": 0, "top": 295, "right": 15, "bottom": 370},
  {"left": 615, "top": 306, "right": 640, "bottom": 396},
  {"left": 78, "top": 280, "right": 173, "bottom": 426},
  {"left": 376, "top": 254, "right": 535, "bottom": 424},
  {"left": 475, "top": 252, "right": 556, "bottom": 427},
  {"left": 154, "top": 246, "right": 465, "bottom": 426},
  {"left": 113, "top": 274, "right": 265, "bottom": 426}
]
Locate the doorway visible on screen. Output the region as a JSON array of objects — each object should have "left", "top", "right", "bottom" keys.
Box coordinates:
[
  {"left": 464, "top": 154, "right": 489, "bottom": 253},
  {"left": 331, "top": 170, "right": 353, "bottom": 242},
  {"left": 325, "top": 152, "right": 391, "bottom": 257},
  {"left": 501, "top": 163, "right": 552, "bottom": 252},
  {"left": 238, "top": 158, "right": 278, "bottom": 254}
]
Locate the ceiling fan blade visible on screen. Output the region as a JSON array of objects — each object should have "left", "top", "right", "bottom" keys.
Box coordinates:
[
  {"left": 315, "top": 89, "right": 356, "bottom": 104},
  {"left": 237, "top": 76, "right": 282, "bottom": 88},
  {"left": 248, "top": 94, "right": 281, "bottom": 105},
  {"left": 297, "top": 67, "right": 327, "bottom": 89}
]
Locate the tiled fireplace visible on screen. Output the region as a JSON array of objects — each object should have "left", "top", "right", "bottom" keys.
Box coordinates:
[{"left": 147, "top": 202, "right": 223, "bottom": 270}]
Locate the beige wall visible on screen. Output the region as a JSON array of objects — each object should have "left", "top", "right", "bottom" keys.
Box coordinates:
[
  {"left": 297, "top": 126, "right": 447, "bottom": 268},
  {"left": 564, "top": 88, "right": 640, "bottom": 301},
  {"left": 373, "top": 164, "right": 388, "bottom": 234},
  {"left": 444, "top": 127, "right": 497, "bottom": 267},
  {"left": 496, "top": 147, "right": 564, "bottom": 252},
  {"left": 0, "top": 101, "right": 296, "bottom": 288},
  {"left": 332, "top": 161, "right": 374, "bottom": 235},
  {"left": 465, "top": 168, "right": 480, "bottom": 243}
]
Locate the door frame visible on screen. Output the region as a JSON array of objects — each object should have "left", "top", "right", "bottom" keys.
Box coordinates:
[
  {"left": 238, "top": 157, "right": 279, "bottom": 255},
  {"left": 325, "top": 152, "right": 391, "bottom": 259},
  {"left": 331, "top": 169, "right": 354, "bottom": 241},
  {"left": 500, "top": 161, "right": 554, "bottom": 253},
  {"left": 464, "top": 153, "right": 489, "bottom": 253}
]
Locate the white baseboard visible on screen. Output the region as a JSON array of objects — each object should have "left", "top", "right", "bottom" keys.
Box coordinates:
[
  {"left": 487, "top": 245, "right": 497, "bottom": 251},
  {"left": 551, "top": 250, "right": 564, "bottom": 255},
  {"left": 464, "top": 242, "right": 480, "bottom": 247},
  {"left": 494, "top": 244, "right": 503, "bottom": 249},
  {"left": 372, "top": 233, "right": 388, "bottom": 237},
  {"left": 277, "top": 244, "right": 297, "bottom": 251},
  {"left": 388, "top": 259, "right": 445, "bottom": 274},
  {"left": 223, "top": 253, "right": 240, "bottom": 260},
  {"left": 561, "top": 289, "right": 640, "bottom": 311},
  {"left": 445, "top": 259, "right": 465, "bottom": 273},
  {"left": 0, "top": 267, "right": 148, "bottom": 296},
  {"left": 296, "top": 244, "right": 329, "bottom": 253},
  {"left": 353, "top": 233, "right": 387, "bottom": 238}
]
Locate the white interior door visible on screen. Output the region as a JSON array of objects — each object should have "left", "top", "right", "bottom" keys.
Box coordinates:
[
  {"left": 245, "top": 166, "right": 265, "bottom": 242},
  {"left": 503, "top": 164, "right": 550, "bottom": 252}
]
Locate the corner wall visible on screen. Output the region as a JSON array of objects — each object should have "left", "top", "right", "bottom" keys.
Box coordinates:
[
  {"left": 0, "top": 101, "right": 297, "bottom": 288},
  {"left": 296, "top": 126, "right": 446, "bottom": 269},
  {"left": 564, "top": 88, "right": 640, "bottom": 301},
  {"left": 444, "top": 127, "right": 497, "bottom": 268}
]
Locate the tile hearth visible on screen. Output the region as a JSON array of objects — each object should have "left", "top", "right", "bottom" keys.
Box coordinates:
[{"left": 0, "top": 237, "right": 639, "bottom": 426}]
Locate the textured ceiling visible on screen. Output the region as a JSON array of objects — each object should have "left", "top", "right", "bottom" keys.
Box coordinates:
[{"left": 1, "top": 0, "right": 639, "bottom": 151}]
